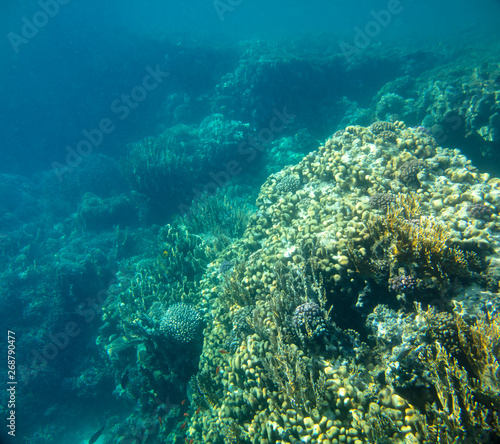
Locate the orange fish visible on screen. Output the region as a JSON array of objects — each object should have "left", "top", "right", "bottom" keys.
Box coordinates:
[
  {"left": 159, "top": 416, "right": 163, "bottom": 427},
  {"left": 195, "top": 407, "right": 201, "bottom": 415},
  {"left": 181, "top": 399, "right": 186, "bottom": 406},
  {"left": 219, "top": 349, "right": 228, "bottom": 354},
  {"left": 183, "top": 413, "right": 189, "bottom": 417},
  {"left": 215, "top": 365, "right": 220, "bottom": 376},
  {"left": 180, "top": 421, "right": 188, "bottom": 430}
]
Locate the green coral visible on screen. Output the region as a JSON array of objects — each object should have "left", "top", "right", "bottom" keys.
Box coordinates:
[
  {"left": 182, "top": 191, "right": 252, "bottom": 253},
  {"left": 120, "top": 115, "right": 254, "bottom": 212}
]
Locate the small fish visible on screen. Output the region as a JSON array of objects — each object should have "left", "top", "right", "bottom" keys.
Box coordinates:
[
  {"left": 89, "top": 424, "right": 106, "bottom": 444},
  {"left": 159, "top": 416, "right": 163, "bottom": 427},
  {"left": 181, "top": 399, "right": 186, "bottom": 406},
  {"left": 183, "top": 413, "right": 189, "bottom": 417},
  {"left": 180, "top": 421, "right": 188, "bottom": 430},
  {"left": 215, "top": 365, "right": 220, "bottom": 376},
  {"left": 219, "top": 349, "right": 228, "bottom": 354},
  {"left": 194, "top": 407, "right": 201, "bottom": 415}
]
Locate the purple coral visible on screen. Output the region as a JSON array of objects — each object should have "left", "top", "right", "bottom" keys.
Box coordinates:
[
  {"left": 467, "top": 203, "right": 495, "bottom": 220},
  {"left": 399, "top": 160, "right": 426, "bottom": 185},
  {"left": 389, "top": 275, "right": 418, "bottom": 294},
  {"left": 292, "top": 302, "right": 328, "bottom": 343},
  {"left": 369, "top": 192, "right": 397, "bottom": 212}
]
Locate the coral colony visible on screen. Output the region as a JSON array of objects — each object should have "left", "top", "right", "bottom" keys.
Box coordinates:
[{"left": 98, "top": 120, "right": 500, "bottom": 443}]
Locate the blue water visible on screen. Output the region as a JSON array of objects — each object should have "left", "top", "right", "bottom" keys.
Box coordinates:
[
  {"left": 1, "top": 0, "right": 500, "bottom": 442},
  {"left": 1, "top": 0, "right": 499, "bottom": 175}
]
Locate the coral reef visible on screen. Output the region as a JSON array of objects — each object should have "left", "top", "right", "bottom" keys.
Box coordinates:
[
  {"left": 160, "top": 303, "right": 204, "bottom": 344},
  {"left": 291, "top": 302, "right": 329, "bottom": 346},
  {"left": 173, "top": 122, "right": 500, "bottom": 444},
  {"left": 369, "top": 192, "right": 397, "bottom": 212},
  {"left": 98, "top": 102, "right": 500, "bottom": 444},
  {"left": 467, "top": 202, "right": 496, "bottom": 220},
  {"left": 12, "top": 39, "right": 500, "bottom": 444},
  {"left": 120, "top": 115, "right": 255, "bottom": 216},
  {"left": 400, "top": 59, "right": 500, "bottom": 160}
]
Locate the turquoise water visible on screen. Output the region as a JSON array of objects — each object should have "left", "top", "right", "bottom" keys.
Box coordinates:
[{"left": 1, "top": 1, "right": 500, "bottom": 443}]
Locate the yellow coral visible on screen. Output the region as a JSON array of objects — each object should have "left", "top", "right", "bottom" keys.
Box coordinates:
[
  {"left": 370, "top": 193, "right": 472, "bottom": 282},
  {"left": 419, "top": 341, "right": 490, "bottom": 441},
  {"left": 455, "top": 308, "right": 500, "bottom": 397}
]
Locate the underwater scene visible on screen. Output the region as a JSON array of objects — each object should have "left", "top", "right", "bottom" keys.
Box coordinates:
[{"left": 2, "top": 0, "right": 500, "bottom": 443}]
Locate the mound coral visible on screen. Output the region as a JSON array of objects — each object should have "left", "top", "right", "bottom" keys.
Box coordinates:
[
  {"left": 160, "top": 303, "right": 204, "bottom": 344},
  {"left": 292, "top": 302, "right": 329, "bottom": 344}
]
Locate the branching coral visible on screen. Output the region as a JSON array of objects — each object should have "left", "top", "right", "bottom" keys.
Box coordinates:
[
  {"left": 262, "top": 332, "right": 328, "bottom": 413},
  {"left": 367, "top": 193, "right": 477, "bottom": 286},
  {"left": 455, "top": 308, "right": 500, "bottom": 398},
  {"left": 411, "top": 304, "right": 500, "bottom": 442},
  {"left": 120, "top": 133, "right": 188, "bottom": 200},
  {"left": 157, "top": 223, "right": 214, "bottom": 300},
  {"left": 418, "top": 341, "right": 499, "bottom": 442},
  {"left": 182, "top": 191, "right": 251, "bottom": 252},
  {"left": 121, "top": 115, "right": 254, "bottom": 212},
  {"left": 219, "top": 261, "right": 255, "bottom": 308}
]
